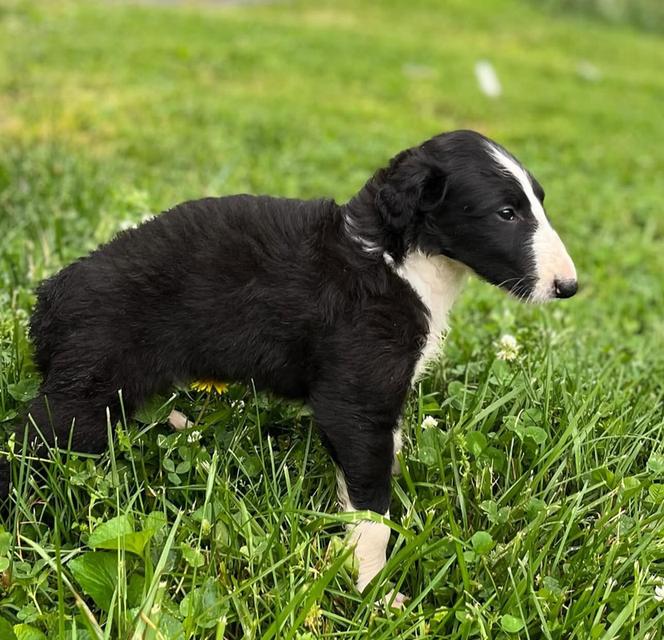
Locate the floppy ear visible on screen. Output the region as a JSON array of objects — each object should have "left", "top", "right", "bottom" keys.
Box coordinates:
[
  {"left": 419, "top": 167, "right": 448, "bottom": 212},
  {"left": 375, "top": 154, "right": 447, "bottom": 230}
]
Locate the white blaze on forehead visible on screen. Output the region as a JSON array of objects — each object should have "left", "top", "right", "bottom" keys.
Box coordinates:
[
  {"left": 486, "top": 143, "right": 546, "bottom": 224},
  {"left": 486, "top": 143, "right": 576, "bottom": 301}
]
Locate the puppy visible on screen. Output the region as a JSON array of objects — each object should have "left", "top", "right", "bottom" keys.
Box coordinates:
[{"left": 2, "top": 130, "right": 576, "bottom": 603}]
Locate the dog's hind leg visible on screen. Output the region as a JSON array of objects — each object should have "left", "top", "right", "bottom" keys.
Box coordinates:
[
  {"left": 168, "top": 409, "right": 191, "bottom": 431},
  {"left": 1, "top": 367, "right": 150, "bottom": 498},
  {"left": 1, "top": 389, "right": 122, "bottom": 499},
  {"left": 23, "top": 389, "right": 122, "bottom": 454}
]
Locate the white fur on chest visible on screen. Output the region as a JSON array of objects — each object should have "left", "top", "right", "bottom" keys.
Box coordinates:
[{"left": 396, "top": 252, "right": 468, "bottom": 383}]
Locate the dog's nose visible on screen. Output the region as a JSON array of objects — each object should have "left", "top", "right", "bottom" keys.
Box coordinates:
[{"left": 554, "top": 278, "right": 578, "bottom": 299}]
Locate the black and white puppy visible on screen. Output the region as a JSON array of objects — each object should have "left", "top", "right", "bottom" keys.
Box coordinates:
[{"left": 4, "top": 130, "right": 576, "bottom": 602}]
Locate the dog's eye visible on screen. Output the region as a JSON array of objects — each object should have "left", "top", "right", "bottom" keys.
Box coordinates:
[{"left": 497, "top": 207, "right": 516, "bottom": 221}]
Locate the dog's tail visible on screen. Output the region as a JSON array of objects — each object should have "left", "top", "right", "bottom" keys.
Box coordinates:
[{"left": 29, "top": 265, "right": 82, "bottom": 378}]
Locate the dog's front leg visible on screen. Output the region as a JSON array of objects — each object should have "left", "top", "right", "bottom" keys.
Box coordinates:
[
  {"left": 335, "top": 433, "right": 407, "bottom": 608},
  {"left": 313, "top": 390, "right": 407, "bottom": 607}
]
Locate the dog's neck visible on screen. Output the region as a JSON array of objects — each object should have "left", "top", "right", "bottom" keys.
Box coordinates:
[
  {"left": 397, "top": 251, "right": 468, "bottom": 320},
  {"left": 397, "top": 251, "right": 468, "bottom": 381},
  {"left": 343, "top": 176, "right": 468, "bottom": 312},
  {"left": 343, "top": 179, "right": 469, "bottom": 377},
  {"left": 343, "top": 173, "right": 411, "bottom": 261}
]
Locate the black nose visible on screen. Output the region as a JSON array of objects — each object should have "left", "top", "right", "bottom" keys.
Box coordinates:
[{"left": 554, "top": 278, "right": 578, "bottom": 299}]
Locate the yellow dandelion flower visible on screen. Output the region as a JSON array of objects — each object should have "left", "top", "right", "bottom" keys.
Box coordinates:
[{"left": 191, "top": 380, "right": 229, "bottom": 394}]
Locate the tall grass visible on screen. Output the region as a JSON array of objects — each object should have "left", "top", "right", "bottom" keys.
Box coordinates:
[{"left": 0, "top": 0, "right": 663, "bottom": 637}]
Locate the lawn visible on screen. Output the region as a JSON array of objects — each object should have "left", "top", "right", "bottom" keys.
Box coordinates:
[{"left": 0, "top": 0, "right": 663, "bottom": 638}]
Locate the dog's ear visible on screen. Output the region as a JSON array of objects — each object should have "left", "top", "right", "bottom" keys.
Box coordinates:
[
  {"left": 419, "top": 166, "right": 448, "bottom": 212},
  {"left": 375, "top": 152, "right": 447, "bottom": 230}
]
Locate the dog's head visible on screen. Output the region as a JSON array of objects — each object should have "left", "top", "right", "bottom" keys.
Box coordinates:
[{"left": 374, "top": 130, "right": 577, "bottom": 302}]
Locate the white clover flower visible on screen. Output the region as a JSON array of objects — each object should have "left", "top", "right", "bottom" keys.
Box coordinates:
[
  {"left": 496, "top": 334, "right": 520, "bottom": 361},
  {"left": 187, "top": 430, "right": 202, "bottom": 444},
  {"left": 500, "top": 334, "right": 518, "bottom": 349},
  {"left": 421, "top": 415, "right": 438, "bottom": 430},
  {"left": 655, "top": 584, "right": 664, "bottom": 602}
]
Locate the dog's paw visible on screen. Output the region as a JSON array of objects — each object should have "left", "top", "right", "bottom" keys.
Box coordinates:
[
  {"left": 383, "top": 590, "right": 409, "bottom": 610},
  {"left": 168, "top": 409, "right": 191, "bottom": 431}
]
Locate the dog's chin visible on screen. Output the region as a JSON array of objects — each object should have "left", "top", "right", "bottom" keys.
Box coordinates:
[
  {"left": 494, "top": 277, "right": 539, "bottom": 303},
  {"left": 508, "top": 282, "right": 566, "bottom": 304},
  {"left": 521, "top": 293, "right": 554, "bottom": 305}
]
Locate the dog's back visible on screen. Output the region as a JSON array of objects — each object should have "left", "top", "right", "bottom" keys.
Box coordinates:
[{"left": 9, "top": 194, "right": 404, "bottom": 487}]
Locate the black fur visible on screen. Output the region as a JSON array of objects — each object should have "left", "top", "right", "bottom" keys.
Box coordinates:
[{"left": 1, "top": 130, "right": 565, "bottom": 512}]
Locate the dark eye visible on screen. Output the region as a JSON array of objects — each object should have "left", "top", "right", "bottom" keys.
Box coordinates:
[{"left": 497, "top": 207, "right": 516, "bottom": 221}]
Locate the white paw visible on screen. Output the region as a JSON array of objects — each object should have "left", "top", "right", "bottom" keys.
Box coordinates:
[
  {"left": 168, "top": 409, "right": 190, "bottom": 431},
  {"left": 383, "top": 589, "right": 409, "bottom": 609}
]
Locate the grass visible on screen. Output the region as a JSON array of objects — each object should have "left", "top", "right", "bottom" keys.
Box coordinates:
[
  {"left": 0, "top": 0, "right": 663, "bottom": 637},
  {"left": 536, "top": 0, "right": 664, "bottom": 33}
]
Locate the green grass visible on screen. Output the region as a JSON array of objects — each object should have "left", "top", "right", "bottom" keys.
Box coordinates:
[
  {"left": 1, "top": 0, "right": 663, "bottom": 637},
  {"left": 537, "top": 0, "right": 664, "bottom": 33}
]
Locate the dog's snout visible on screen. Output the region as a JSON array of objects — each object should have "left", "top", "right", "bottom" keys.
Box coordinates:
[{"left": 554, "top": 278, "right": 578, "bottom": 299}]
